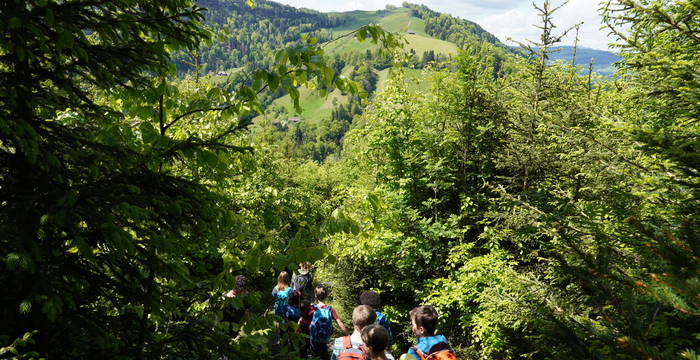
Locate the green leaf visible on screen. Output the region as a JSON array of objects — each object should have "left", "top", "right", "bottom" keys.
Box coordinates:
[
  {"left": 275, "top": 49, "right": 288, "bottom": 66},
  {"left": 200, "top": 150, "right": 219, "bottom": 167},
  {"left": 75, "top": 238, "right": 94, "bottom": 260},
  {"left": 267, "top": 72, "right": 280, "bottom": 91},
  {"left": 324, "top": 66, "right": 334, "bottom": 88},
  {"left": 8, "top": 17, "right": 22, "bottom": 29},
  {"left": 57, "top": 31, "right": 74, "bottom": 51},
  {"left": 16, "top": 47, "right": 25, "bottom": 62},
  {"left": 19, "top": 299, "right": 32, "bottom": 314},
  {"left": 139, "top": 122, "right": 158, "bottom": 144},
  {"left": 45, "top": 8, "right": 54, "bottom": 26}
]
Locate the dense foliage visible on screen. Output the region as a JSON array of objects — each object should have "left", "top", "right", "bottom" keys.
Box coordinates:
[
  {"left": 318, "top": 1, "right": 699, "bottom": 359},
  {"left": 404, "top": 3, "right": 503, "bottom": 49},
  {"left": 1, "top": 0, "right": 697, "bottom": 359},
  {"left": 173, "top": 0, "right": 345, "bottom": 74},
  {"left": 0, "top": 0, "right": 396, "bottom": 358}
]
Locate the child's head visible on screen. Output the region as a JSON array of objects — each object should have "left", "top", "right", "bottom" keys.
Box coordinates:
[
  {"left": 299, "top": 261, "right": 312, "bottom": 274},
  {"left": 409, "top": 305, "right": 438, "bottom": 337},
  {"left": 361, "top": 324, "right": 389, "bottom": 355},
  {"left": 277, "top": 271, "right": 290, "bottom": 288},
  {"left": 234, "top": 275, "right": 247, "bottom": 292},
  {"left": 359, "top": 290, "right": 381, "bottom": 309},
  {"left": 352, "top": 305, "right": 377, "bottom": 331},
  {"left": 287, "top": 289, "right": 300, "bottom": 308},
  {"left": 315, "top": 285, "right": 327, "bottom": 302},
  {"left": 300, "top": 299, "right": 311, "bottom": 312}
]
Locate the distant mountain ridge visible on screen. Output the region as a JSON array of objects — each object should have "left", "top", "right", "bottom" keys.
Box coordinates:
[
  {"left": 511, "top": 45, "right": 621, "bottom": 76},
  {"left": 549, "top": 46, "right": 621, "bottom": 65},
  {"left": 548, "top": 45, "right": 621, "bottom": 75}
]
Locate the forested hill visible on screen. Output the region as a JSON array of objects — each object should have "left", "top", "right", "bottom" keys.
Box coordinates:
[
  {"left": 547, "top": 46, "right": 621, "bottom": 76},
  {"left": 405, "top": 3, "right": 502, "bottom": 47},
  {"left": 176, "top": 0, "right": 507, "bottom": 75},
  {"left": 174, "top": 0, "right": 345, "bottom": 73},
  {"left": 175, "top": 0, "right": 516, "bottom": 162}
]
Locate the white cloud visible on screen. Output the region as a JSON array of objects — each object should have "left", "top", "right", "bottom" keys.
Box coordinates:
[
  {"left": 272, "top": 0, "right": 616, "bottom": 50},
  {"left": 470, "top": 0, "right": 616, "bottom": 49}
]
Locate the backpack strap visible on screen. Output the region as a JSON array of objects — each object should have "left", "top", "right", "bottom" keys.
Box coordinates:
[
  {"left": 428, "top": 342, "right": 451, "bottom": 354},
  {"left": 411, "top": 346, "right": 427, "bottom": 360},
  {"left": 342, "top": 336, "right": 352, "bottom": 349}
]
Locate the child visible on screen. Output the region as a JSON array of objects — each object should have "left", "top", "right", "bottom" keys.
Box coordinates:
[
  {"left": 309, "top": 285, "right": 349, "bottom": 360},
  {"left": 403, "top": 306, "right": 456, "bottom": 360},
  {"left": 362, "top": 324, "right": 393, "bottom": 360},
  {"left": 298, "top": 299, "right": 313, "bottom": 358},
  {"left": 284, "top": 290, "right": 302, "bottom": 323},
  {"left": 272, "top": 271, "right": 292, "bottom": 316},
  {"left": 291, "top": 261, "right": 315, "bottom": 301},
  {"left": 360, "top": 291, "right": 393, "bottom": 345},
  {"left": 330, "top": 305, "right": 377, "bottom": 360},
  {"left": 281, "top": 290, "right": 302, "bottom": 353},
  {"left": 224, "top": 274, "right": 248, "bottom": 298},
  {"left": 222, "top": 275, "right": 249, "bottom": 325}
]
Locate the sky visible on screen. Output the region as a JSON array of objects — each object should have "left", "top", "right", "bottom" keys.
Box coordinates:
[{"left": 273, "top": 0, "right": 617, "bottom": 50}]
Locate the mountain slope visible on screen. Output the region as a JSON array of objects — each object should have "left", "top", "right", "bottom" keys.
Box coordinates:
[
  {"left": 323, "top": 7, "right": 459, "bottom": 57},
  {"left": 548, "top": 46, "right": 622, "bottom": 76},
  {"left": 182, "top": 1, "right": 620, "bottom": 162}
]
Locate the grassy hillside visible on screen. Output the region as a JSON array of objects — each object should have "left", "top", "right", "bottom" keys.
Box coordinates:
[
  {"left": 324, "top": 7, "right": 458, "bottom": 57},
  {"left": 267, "top": 6, "right": 459, "bottom": 123}
]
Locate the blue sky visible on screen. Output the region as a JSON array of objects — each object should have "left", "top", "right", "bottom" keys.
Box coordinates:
[{"left": 273, "top": 0, "right": 616, "bottom": 50}]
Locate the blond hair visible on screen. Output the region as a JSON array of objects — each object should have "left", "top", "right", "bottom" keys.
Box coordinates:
[{"left": 276, "top": 271, "right": 290, "bottom": 290}]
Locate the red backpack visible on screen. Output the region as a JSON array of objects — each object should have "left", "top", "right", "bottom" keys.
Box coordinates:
[
  {"left": 411, "top": 343, "right": 458, "bottom": 360},
  {"left": 338, "top": 336, "right": 366, "bottom": 360}
]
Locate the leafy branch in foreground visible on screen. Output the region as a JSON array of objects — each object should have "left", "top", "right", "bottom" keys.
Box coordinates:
[{"left": 0, "top": 0, "right": 400, "bottom": 357}]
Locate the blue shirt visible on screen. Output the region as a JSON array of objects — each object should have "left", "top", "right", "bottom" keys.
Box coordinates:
[
  {"left": 406, "top": 335, "right": 452, "bottom": 360},
  {"left": 375, "top": 310, "right": 394, "bottom": 344},
  {"left": 271, "top": 287, "right": 292, "bottom": 316}
]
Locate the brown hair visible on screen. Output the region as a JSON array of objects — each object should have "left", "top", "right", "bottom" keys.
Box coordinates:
[
  {"left": 300, "top": 261, "right": 312, "bottom": 271},
  {"left": 410, "top": 305, "right": 438, "bottom": 336},
  {"left": 352, "top": 305, "right": 377, "bottom": 330},
  {"left": 276, "top": 271, "right": 290, "bottom": 290},
  {"left": 287, "top": 288, "right": 300, "bottom": 308},
  {"left": 361, "top": 324, "right": 389, "bottom": 357},
  {"left": 315, "top": 285, "right": 327, "bottom": 301}
]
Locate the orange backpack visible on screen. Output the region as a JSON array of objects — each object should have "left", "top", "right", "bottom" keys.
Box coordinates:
[
  {"left": 411, "top": 344, "right": 458, "bottom": 360},
  {"left": 338, "top": 336, "right": 366, "bottom": 360}
]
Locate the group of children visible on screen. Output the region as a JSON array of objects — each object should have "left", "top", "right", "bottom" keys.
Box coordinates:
[{"left": 271, "top": 263, "right": 457, "bottom": 360}]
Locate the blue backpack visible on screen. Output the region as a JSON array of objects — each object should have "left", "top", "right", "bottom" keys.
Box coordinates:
[
  {"left": 284, "top": 305, "right": 301, "bottom": 322},
  {"left": 375, "top": 310, "right": 393, "bottom": 344},
  {"left": 309, "top": 304, "right": 333, "bottom": 343}
]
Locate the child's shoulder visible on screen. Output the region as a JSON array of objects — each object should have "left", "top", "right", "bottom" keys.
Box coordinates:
[{"left": 414, "top": 334, "right": 452, "bottom": 353}]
